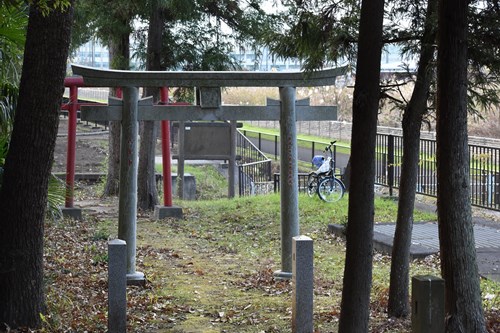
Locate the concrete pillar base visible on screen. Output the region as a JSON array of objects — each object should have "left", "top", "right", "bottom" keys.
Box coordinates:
[
  {"left": 126, "top": 271, "right": 146, "bottom": 286},
  {"left": 61, "top": 207, "right": 82, "bottom": 220},
  {"left": 273, "top": 270, "right": 293, "bottom": 280},
  {"left": 154, "top": 205, "right": 183, "bottom": 219}
]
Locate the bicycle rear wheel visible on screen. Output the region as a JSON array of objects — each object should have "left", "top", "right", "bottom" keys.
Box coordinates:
[
  {"left": 306, "top": 172, "right": 319, "bottom": 197},
  {"left": 318, "top": 177, "right": 344, "bottom": 202}
]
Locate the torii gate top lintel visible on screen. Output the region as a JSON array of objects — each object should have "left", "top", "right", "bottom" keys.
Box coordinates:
[{"left": 71, "top": 64, "right": 347, "bottom": 88}]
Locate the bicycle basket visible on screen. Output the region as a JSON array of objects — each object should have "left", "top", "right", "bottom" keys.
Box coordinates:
[
  {"left": 317, "top": 157, "right": 331, "bottom": 173},
  {"left": 312, "top": 155, "right": 325, "bottom": 168}
]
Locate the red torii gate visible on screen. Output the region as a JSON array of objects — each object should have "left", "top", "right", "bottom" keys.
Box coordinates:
[{"left": 61, "top": 78, "right": 175, "bottom": 218}]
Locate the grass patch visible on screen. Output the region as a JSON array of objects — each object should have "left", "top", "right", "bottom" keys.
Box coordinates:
[
  {"left": 41, "top": 187, "right": 497, "bottom": 332},
  {"left": 156, "top": 164, "right": 230, "bottom": 201}
]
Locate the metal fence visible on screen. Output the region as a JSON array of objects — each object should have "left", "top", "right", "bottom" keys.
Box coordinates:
[
  {"left": 273, "top": 173, "right": 313, "bottom": 194},
  {"left": 242, "top": 130, "right": 500, "bottom": 211},
  {"left": 376, "top": 134, "right": 500, "bottom": 211},
  {"left": 236, "top": 130, "right": 273, "bottom": 196}
]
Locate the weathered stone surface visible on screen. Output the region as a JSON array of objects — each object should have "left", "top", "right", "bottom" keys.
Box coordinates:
[
  {"left": 292, "top": 235, "right": 314, "bottom": 333},
  {"left": 274, "top": 87, "right": 300, "bottom": 279},
  {"left": 108, "top": 239, "right": 127, "bottom": 333},
  {"left": 154, "top": 205, "right": 183, "bottom": 219},
  {"left": 72, "top": 65, "right": 347, "bottom": 87},
  {"left": 411, "top": 275, "right": 445, "bottom": 333},
  {"left": 61, "top": 207, "right": 82, "bottom": 220}
]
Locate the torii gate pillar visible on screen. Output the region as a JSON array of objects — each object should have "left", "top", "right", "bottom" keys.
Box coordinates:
[
  {"left": 276, "top": 86, "right": 300, "bottom": 279},
  {"left": 118, "top": 86, "right": 144, "bottom": 284}
]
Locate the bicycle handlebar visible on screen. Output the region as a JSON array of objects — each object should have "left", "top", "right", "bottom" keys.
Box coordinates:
[{"left": 324, "top": 140, "right": 337, "bottom": 153}]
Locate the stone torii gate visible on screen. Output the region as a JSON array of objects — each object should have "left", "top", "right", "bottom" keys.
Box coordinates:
[{"left": 72, "top": 64, "right": 346, "bottom": 283}]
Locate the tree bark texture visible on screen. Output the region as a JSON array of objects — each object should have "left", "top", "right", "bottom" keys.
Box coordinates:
[
  {"left": 138, "top": 116, "right": 159, "bottom": 210},
  {"left": 137, "top": 1, "right": 164, "bottom": 210},
  {"left": 103, "top": 25, "right": 130, "bottom": 196},
  {"left": 0, "top": 3, "right": 73, "bottom": 328},
  {"left": 338, "top": 0, "right": 384, "bottom": 331},
  {"left": 388, "top": 0, "right": 437, "bottom": 318},
  {"left": 436, "top": 0, "right": 486, "bottom": 331},
  {"left": 103, "top": 120, "right": 121, "bottom": 195}
]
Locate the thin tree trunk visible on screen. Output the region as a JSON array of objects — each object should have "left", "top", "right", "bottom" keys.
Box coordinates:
[
  {"left": 103, "top": 29, "right": 130, "bottom": 196},
  {"left": 104, "top": 120, "right": 121, "bottom": 195},
  {"left": 138, "top": 118, "right": 159, "bottom": 209},
  {"left": 0, "top": 3, "right": 73, "bottom": 328},
  {"left": 436, "top": 0, "right": 486, "bottom": 331},
  {"left": 338, "top": 0, "right": 384, "bottom": 331},
  {"left": 388, "top": 0, "right": 437, "bottom": 317},
  {"left": 138, "top": 0, "right": 164, "bottom": 210}
]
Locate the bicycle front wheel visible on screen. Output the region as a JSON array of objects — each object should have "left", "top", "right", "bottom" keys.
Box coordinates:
[{"left": 318, "top": 177, "right": 344, "bottom": 202}]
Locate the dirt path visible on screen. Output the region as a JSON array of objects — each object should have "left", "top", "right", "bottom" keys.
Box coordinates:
[{"left": 54, "top": 117, "right": 108, "bottom": 174}]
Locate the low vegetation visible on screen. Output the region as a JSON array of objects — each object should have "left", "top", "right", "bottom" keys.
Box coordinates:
[{"left": 35, "top": 164, "right": 499, "bottom": 332}]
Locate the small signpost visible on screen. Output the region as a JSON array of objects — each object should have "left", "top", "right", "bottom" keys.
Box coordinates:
[{"left": 73, "top": 65, "right": 345, "bottom": 282}]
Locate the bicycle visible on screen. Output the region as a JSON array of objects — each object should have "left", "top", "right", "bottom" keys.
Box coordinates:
[{"left": 306, "top": 141, "right": 345, "bottom": 202}]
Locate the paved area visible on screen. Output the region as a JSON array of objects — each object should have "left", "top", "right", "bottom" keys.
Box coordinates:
[
  {"left": 329, "top": 218, "right": 500, "bottom": 282},
  {"left": 373, "top": 222, "right": 500, "bottom": 282}
]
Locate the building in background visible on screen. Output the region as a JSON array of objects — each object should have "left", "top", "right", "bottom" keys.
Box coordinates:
[
  {"left": 71, "top": 40, "right": 302, "bottom": 72},
  {"left": 71, "top": 40, "right": 414, "bottom": 76},
  {"left": 233, "top": 46, "right": 302, "bottom": 71},
  {"left": 71, "top": 39, "right": 109, "bottom": 69}
]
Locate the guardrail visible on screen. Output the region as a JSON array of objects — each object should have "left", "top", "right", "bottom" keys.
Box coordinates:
[
  {"left": 240, "top": 129, "right": 348, "bottom": 172},
  {"left": 273, "top": 173, "right": 314, "bottom": 194},
  {"left": 241, "top": 129, "right": 500, "bottom": 211},
  {"left": 374, "top": 134, "right": 500, "bottom": 211}
]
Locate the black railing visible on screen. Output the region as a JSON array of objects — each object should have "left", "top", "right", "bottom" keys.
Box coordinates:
[
  {"left": 241, "top": 129, "right": 346, "bottom": 172},
  {"left": 376, "top": 134, "right": 500, "bottom": 211},
  {"left": 240, "top": 129, "right": 500, "bottom": 211},
  {"left": 273, "top": 173, "right": 312, "bottom": 194},
  {"left": 375, "top": 134, "right": 403, "bottom": 196},
  {"left": 238, "top": 161, "right": 273, "bottom": 196},
  {"left": 236, "top": 130, "right": 273, "bottom": 196}
]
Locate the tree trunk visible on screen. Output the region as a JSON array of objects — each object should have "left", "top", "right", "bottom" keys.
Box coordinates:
[
  {"left": 103, "top": 26, "right": 130, "bottom": 196},
  {"left": 436, "top": 0, "right": 486, "bottom": 331},
  {"left": 138, "top": 118, "right": 159, "bottom": 210},
  {"left": 103, "top": 120, "right": 121, "bottom": 195},
  {"left": 338, "top": 0, "right": 384, "bottom": 331},
  {"left": 138, "top": 0, "right": 164, "bottom": 210},
  {"left": 0, "top": 3, "right": 73, "bottom": 328},
  {"left": 388, "top": 0, "right": 437, "bottom": 318}
]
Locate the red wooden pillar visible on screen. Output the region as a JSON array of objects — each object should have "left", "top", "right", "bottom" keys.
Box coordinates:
[
  {"left": 116, "top": 87, "right": 123, "bottom": 99},
  {"left": 160, "top": 87, "right": 173, "bottom": 206}
]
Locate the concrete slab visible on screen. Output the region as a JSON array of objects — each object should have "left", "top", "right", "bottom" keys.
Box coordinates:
[
  {"left": 328, "top": 221, "right": 500, "bottom": 282},
  {"left": 61, "top": 207, "right": 82, "bottom": 220},
  {"left": 476, "top": 248, "right": 500, "bottom": 282},
  {"left": 154, "top": 205, "right": 183, "bottom": 219}
]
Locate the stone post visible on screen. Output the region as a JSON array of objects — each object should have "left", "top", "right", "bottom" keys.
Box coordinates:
[
  {"left": 118, "top": 86, "right": 144, "bottom": 285},
  {"left": 292, "top": 236, "right": 314, "bottom": 333},
  {"left": 411, "top": 275, "right": 445, "bottom": 333},
  {"left": 108, "top": 239, "right": 127, "bottom": 333},
  {"left": 275, "top": 86, "right": 300, "bottom": 279},
  {"left": 229, "top": 120, "right": 237, "bottom": 198}
]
